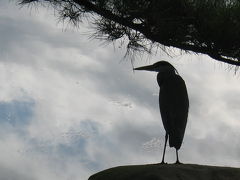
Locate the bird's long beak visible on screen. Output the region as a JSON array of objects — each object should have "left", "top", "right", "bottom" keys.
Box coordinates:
[{"left": 133, "top": 64, "right": 155, "bottom": 71}]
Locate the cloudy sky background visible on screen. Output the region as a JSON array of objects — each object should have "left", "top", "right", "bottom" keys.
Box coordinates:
[{"left": 0, "top": 1, "right": 240, "bottom": 179}]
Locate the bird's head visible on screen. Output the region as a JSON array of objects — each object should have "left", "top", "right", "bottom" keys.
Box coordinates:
[{"left": 134, "top": 61, "right": 178, "bottom": 74}]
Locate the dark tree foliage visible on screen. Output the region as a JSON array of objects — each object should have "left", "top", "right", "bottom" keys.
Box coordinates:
[{"left": 19, "top": 0, "right": 240, "bottom": 66}]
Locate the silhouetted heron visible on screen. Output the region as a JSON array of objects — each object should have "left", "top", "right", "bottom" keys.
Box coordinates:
[{"left": 134, "top": 61, "right": 189, "bottom": 164}]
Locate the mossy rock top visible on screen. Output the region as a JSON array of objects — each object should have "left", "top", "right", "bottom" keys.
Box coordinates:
[{"left": 89, "top": 163, "right": 240, "bottom": 180}]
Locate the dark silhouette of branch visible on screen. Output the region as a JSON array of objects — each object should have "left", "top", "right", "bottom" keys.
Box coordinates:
[{"left": 18, "top": 0, "right": 240, "bottom": 66}]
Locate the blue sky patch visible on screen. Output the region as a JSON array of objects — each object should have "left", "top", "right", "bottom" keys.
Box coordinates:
[{"left": 0, "top": 100, "right": 35, "bottom": 127}]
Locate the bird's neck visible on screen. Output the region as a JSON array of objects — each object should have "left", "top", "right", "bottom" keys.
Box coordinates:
[{"left": 157, "top": 72, "right": 176, "bottom": 86}]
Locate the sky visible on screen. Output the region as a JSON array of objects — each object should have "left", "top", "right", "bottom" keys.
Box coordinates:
[{"left": 0, "top": 1, "right": 240, "bottom": 180}]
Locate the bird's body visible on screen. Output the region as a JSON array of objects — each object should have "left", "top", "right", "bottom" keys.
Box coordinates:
[
  {"left": 134, "top": 61, "right": 189, "bottom": 164},
  {"left": 157, "top": 72, "right": 189, "bottom": 150}
]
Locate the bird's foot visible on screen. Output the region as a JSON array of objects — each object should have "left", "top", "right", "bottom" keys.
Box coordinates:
[
  {"left": 175, "top": 160, "right": 182, "bottom": 165},
  {"left": 154, "top": 161, "right": 167, "bottom": 165},
  {"left": 160, "top": 161, "right": 167, "bottom": 165}
]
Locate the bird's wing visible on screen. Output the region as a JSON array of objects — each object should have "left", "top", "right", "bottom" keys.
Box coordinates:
[{"left": 159, "top": 75, "right": 189, "bottom": 149}]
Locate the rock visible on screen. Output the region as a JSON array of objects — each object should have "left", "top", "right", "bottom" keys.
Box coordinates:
[{"left": 88, "top": 163, "right": 240, "bottom": 180}]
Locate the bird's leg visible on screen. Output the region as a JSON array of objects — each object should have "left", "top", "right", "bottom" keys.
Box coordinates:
[
  {"left": 161, "top": 133, "right": 168, "bottom": 164},
  {"left": 175, "top": 149, "right": 182, "bottom": 164}
]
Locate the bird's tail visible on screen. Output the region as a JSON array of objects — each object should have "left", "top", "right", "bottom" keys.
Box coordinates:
[{"left": 169, "top": 131, "right": 184, "bottom": 150}]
